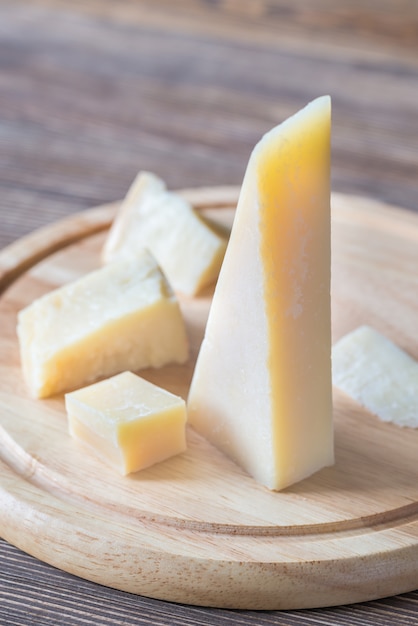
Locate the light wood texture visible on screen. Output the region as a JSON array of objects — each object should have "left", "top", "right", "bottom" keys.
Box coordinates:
[{"left": 0, "top": 188, "right": 417, "bottom": 611}]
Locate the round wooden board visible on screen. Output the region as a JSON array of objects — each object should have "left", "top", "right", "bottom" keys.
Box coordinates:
[{"left": 0, "top": 187, "right": 417, "bottom": 610}]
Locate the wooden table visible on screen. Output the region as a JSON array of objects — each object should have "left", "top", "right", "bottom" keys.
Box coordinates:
[{"left": 1, "top": 1, "right": 417, "bottom": 624}]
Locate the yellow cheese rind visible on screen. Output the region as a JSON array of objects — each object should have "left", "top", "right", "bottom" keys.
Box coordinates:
[
  {"left": 332, "top": 325, "right": 418, "bottom": 428},
  {"left": 17, "top": 250, "right": 189, "bottom": 398},
  {"left": 102, "top": 171, "right": 228, "bottom": 296},
  {"left": 188, "top": 96, "right": 333, "bottom": 491},
  {"left": 65, "top": 372, "right": 187, "bottom": 474}
]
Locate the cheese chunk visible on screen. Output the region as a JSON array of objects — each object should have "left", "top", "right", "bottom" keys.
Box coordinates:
[
  {"left": 65, "top": 372, "right": 187, "bottom": 474},
  {"left": 188, "top": 96, "right": 333, "bottom": 491},
  {"left": 332, "top": 326, "right": 418, "bottom": 428},
  {"left": 17, "top": 250, "right": 188, "bottom": 398},
  {"left": 102, "top": 171, "right": 228, "bottom": 296}
]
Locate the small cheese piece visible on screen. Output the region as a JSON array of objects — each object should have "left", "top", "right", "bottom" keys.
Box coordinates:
[
  {"left": 17, "top": 250, "right": 188, "bottom": 398},
  {"left": 332, "top": 325, "right": 418, "bottom": 428},
  {"left": 102, "top": 171, "right": 228, "bottom": 296},
  {"left": 65, "top": 372, "right": 187, "bottom": 474},
  {"left": 188, "top": 96, "right": 333, "bottom": 491}
]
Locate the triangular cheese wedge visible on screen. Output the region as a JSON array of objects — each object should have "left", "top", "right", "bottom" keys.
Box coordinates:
[{"left": 187, "top": 96, "right": 334, "bottom": 491}]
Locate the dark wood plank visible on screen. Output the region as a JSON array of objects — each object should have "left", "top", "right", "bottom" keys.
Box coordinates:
[
  {"left": 1, "top": 539, "right": 418, "bottom": 625},
  {"left": 0, "top": 0, "right": 417, "bottom": 251}
]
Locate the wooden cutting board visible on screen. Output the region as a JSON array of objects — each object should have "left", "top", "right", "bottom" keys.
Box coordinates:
[{"left": 0, "top": 187, "right": 417, "bottom": 611}]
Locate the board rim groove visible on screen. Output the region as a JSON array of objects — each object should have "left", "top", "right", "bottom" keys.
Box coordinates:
[{"left": 1, "top": 187, "right": 417, "bottom": 610}]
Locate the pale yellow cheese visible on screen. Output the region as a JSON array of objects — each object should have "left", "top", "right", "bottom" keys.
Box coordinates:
[
  {"left": 332, "top": 325, "right": 418, "bottom": 428},
  {"left": 102, "top": 171, "right": 228, "bottom": 296},
  {"left": 65, "top": 371, "right": 187, "bottom": 474},
  {"left": 187, "top": 96, "right": 333, "bottom": 491},
  {"left": 17, "top": 250, "right": 188, "bottom": 398}
]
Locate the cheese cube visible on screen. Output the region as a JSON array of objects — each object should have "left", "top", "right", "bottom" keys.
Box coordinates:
[
  {"left": 65, "top": 372, "right": 187, "bottom": 474},
  {"left": 17, "top": 250, "right": 188, "bottom": 398},
  {"left": 332, "top": 325, "right": 418, "bottom": 428},
  {"left": 188, "top": 96, "right": 333, "bottom": 491},
  {"left": 102, "top": 171, "right": 228, "bottom": 296}
]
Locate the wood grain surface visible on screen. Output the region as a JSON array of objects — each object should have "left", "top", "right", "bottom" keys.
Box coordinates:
[
  {"left": 1, "top": 0, "right": 418, "bottom": 624},
  {"left": 1, "top": 190, "right": 418, "bottom": 611},
  {"left": 0, "top": 0, "right": 417, "bottom": 253}
]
